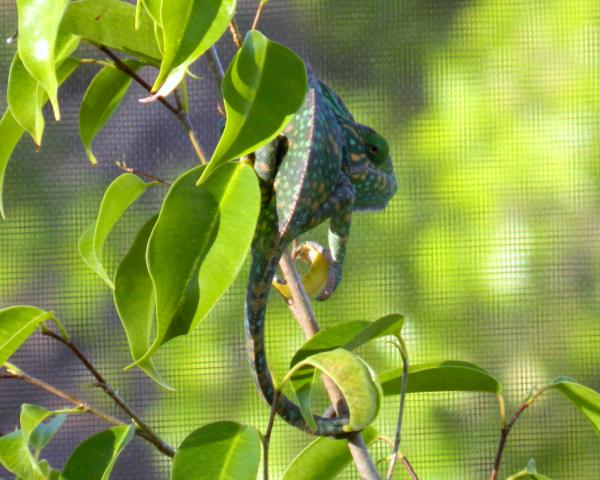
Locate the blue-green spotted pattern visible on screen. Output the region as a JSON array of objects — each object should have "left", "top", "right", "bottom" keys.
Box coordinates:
[{"left": 245, "top": 69, "right": 397, "bottom": 436}]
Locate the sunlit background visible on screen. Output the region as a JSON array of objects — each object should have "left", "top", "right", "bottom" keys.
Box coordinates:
[{"left": 1, "top": 0, "right": 600, "bottom": 478}]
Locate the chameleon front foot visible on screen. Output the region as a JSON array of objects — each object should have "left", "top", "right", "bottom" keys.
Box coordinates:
[{"left": 272, "top": 241, "right": 336, "bottom": 300}]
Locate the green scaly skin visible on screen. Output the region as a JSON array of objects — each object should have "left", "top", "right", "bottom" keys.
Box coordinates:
[{"left": 245, "top": 70, "right": 397, "bottom": 436}]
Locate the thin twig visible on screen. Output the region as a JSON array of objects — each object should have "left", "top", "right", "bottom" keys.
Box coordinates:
[
  {"left": 252, "top": 1, "right": 267, "bottom": 30},
  {"left": 206, "top": 46, "right": 225, "bottom": 84},
  {"left": 0, "top": 371, "right": 122, "bottom": 428},
  {"left": 229, "top": 19, "right": 243, "bottom": 49},
  {"left": 97, "top": 45, "right": 207, "bottom": 164},
  {"left": 115, "top": 161, "right": 170, "bottom": 185},
  {"left": 386, "top": 339, "right": 409, "bottom": 480},
  {"left": 263, "top": 390, "right": 281, "bottom": 480},
  {"left": 377, "top": 437, "right": 419, "bottom": 480},
  {"left": 401, "top": 456, "right": 419, "bottom": 480},
  {"left": 279, "top": 252, "right": 381, "bottom": 480},
  {"left": 41, "top": 329, "right": 175, "bottom": 458},
  {"left": 490, "top": 402, "right": 530, "bottom": 480}
]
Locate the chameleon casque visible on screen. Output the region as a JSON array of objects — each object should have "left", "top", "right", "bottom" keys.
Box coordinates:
[{"left": 245, "top": 69, "right": 397, "bottom": 436}]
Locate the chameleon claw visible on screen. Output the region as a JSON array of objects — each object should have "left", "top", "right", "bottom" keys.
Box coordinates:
[{"left": 272, "top": 241, "right": 331, "bottom": 300}]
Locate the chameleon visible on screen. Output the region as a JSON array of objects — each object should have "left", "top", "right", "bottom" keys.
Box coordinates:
[{"left": 245, "top": 69, "right": 397, "bottom": 436}]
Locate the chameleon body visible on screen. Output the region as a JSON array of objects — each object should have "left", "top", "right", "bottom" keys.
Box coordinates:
[{"left": 245, "top": 70, "right": 397, "bottom": 436}]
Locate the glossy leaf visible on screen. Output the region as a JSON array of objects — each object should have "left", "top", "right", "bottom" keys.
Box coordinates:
[
  {"left": 141, "top": 0, "right": 161, "bottom": 24},
  {"left": 1, "top": 58, "right": 79, "bottom": 219},
  {"left": 283, "top": 348, "right": 382, "bottom": 433},
  {"left": 549, "top": 378, "right": 600, "bottom": 436},
  {"left": 0, "top": 306, "right": 52, "bottom": 365},
  {"left": 0, "top": 111, "right": 24, "bottom": 220},
  {"left": 139, "top": 163, "right": 259, "bottom": 362},
  {"left": 79, "top": 61, "right": 143, "bottom": 164},
  {"left": 114, "top": 216, "right": 172, "bottom": 389},
  {"left": 8, "top": 56, "right": 45, "bottom": 147},
  {"left": 378, "top": 360, "right": 502, "bottom": 396},
  {"left": 151, "top": 0, "right": 236, "bottom": 96},
  {"left": 199, "top": 30, "right": 307, "bottom": 183},
  {"left": 506, "top": 459, "right": 553, "bottom": 480},
  {"left": 291, "top": 314, "right": 404, "bottom": 367},
  {"left": 40, "top": 460, "right": 61, "bottom": 480},
  {"left": 7, "top": 32, "right": 79, "bottom": 148},
  {"left": 21, "top": 404, "right": 79, "bottom": 457},
  {"left": 61, "top": 0, "right": 161, "bottom": 65},
  {"left": 282, "top": 427, "right": 378, "bottom": 480},
  {"left": 171, "top": 422, "right": 261, "bottom": 480},
  {"left": 79, "top": 173, "right": 155, "bottom": 289},
  {"left": 16, "top": 0, "right": 68, "bottom": 120},
  {"left": 0, "top": 431, "right": 44, "bottom": 480},
  {"left": 30, "top": 414, "right": 68, "bottom": 457},
  {"left": 60, "top": 425, "right": 135, "bottom": 480}
]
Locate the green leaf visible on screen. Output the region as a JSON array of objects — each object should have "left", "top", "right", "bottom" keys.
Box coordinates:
[
  {"left": 21, "top": 404, "right": 79, "bottom": 457},
  {"left": 79, "top": 61, "right": 143, "bottom": 164},
  {"left": 171, "top": 422, "right": 261, "bottom": 480},
  {"left": 549, "top": 378, "right": 600, "bottom": 437},
  {"left": 39, "top": 460, "right": 61, "bottom": 480},
  {"left": 16, "top": 0, "right": 69, "bottom": 120},
  {"left": 1, "top": 58, "right": 79, "bottom": 219},
  {"left": 60, "top": 425, "right": 135, "bottom": 480},
  {"left": 0, "top": 306, "right": 53, "bottom": 365},
  {"left": 283, "top": 348, "right": 382, "bottom": 433},
  {"left": 0, "top": 111, "right": 25, "bottom": 220},
  {"left": 140, "top": 0, "right": 161, "bottom": 24},
  {"left": 79, "top": 173, "right": 155, "bottom": 289},
  {"left": 151, "top": 0, "right": 236, "bottom": 96},
  {"left": 8, "top": 33, "right": 79, "bottom": 148},
  {"left": 60, "top": 0, "right": 161, "bottom": 65},
  {"left": 0, "top": 431, "right": 44, "bottom": 480},
  {"left": 139, "top": 163, "right": 259, "bottom": 362},
  {"left": 114, "top": 216, "right": 172, "bottom": 389},
  {"left": 0, "top": 404, "right": 79, "bottom": 479},
  {"left": 378, "top": 360, "right": 502, "bottom": 396},
  {"left": 8, "top": 56, "right": 45, "bottom": 148},
  {"left": 30, "top": 415, "right": 68, "bottom": 457},
  {"left": 506, "top": 459, "right": 553, "bottom": 480},
  {"left": 282, "top": 427, "right": 378, "bottom": 480},
  {"left": 199, "top": 30, "right": 307, "bottom": 183},
  {"left": 291, "top": 314, "right": 404, "bottom": 367}
]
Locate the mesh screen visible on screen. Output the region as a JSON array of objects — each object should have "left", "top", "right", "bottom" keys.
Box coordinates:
[{"left": 2, "top": 0, "right": 600, "bottom": 478}]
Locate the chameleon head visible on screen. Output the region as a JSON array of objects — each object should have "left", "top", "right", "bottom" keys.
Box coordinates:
[{"left": 342, "top": 122, "right": 397, "bottom": 211}]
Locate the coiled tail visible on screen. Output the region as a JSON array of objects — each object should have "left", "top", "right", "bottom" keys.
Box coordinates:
[{"left": 244, "top": 244, "right": 349, "bottom": 436}]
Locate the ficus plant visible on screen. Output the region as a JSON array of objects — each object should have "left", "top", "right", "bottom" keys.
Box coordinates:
[{"left": 0, "top": 1, "right": 599, "bottom": 480}]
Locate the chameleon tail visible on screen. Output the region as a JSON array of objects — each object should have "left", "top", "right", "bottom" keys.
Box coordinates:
[{"left": 245, "top": 246, "right": 349, "bottom": 437}]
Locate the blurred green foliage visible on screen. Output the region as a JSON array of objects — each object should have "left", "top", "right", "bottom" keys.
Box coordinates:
[{"left": 1, "top": 0, "right": 600, "bottom": 478}]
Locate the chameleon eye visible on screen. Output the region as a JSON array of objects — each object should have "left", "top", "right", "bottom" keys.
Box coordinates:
[{"left": 364, "top": 133, "right": 389, "bottom": 165}]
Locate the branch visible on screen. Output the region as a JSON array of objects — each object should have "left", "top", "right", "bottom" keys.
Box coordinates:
[
  {"left": 386, "top": 338, "right": 409, "bottom": 480},
  {"left": 97, "top": 45, "right": 207, "bottom": 164},
  {"left": 0, "top": 367, "right": 173, "bottom": 457},
  {"left": 279, "top": 252, "right": 381, "bottom": 480},
  {"left": 228, "top": 20, "right": 243, "bottom": 49},
  {"left": 41, "top": 329, "right": 175, "bottom": 458},
  {"left": 262, "top": 390, "right": 281, "bottom": 480},
  {"left": 490, "top": 402, "right": 528, "bottom": 480},
  {"left": 115, "top": 161, "right": 170, "bottom": 185},
  {"left": 252, "top": 1, "right": 268, "bottom": 31}
]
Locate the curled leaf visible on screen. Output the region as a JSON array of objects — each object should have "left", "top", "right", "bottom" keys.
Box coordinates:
[
  {"left": 79, "top": 173, "right": 155, "bottom": 289},
  {"left": 283, "top": 348, "right": 382, "bottom": 433},
  {"left": 79, "top": 61, "right": 143, "bottom": 164}
]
